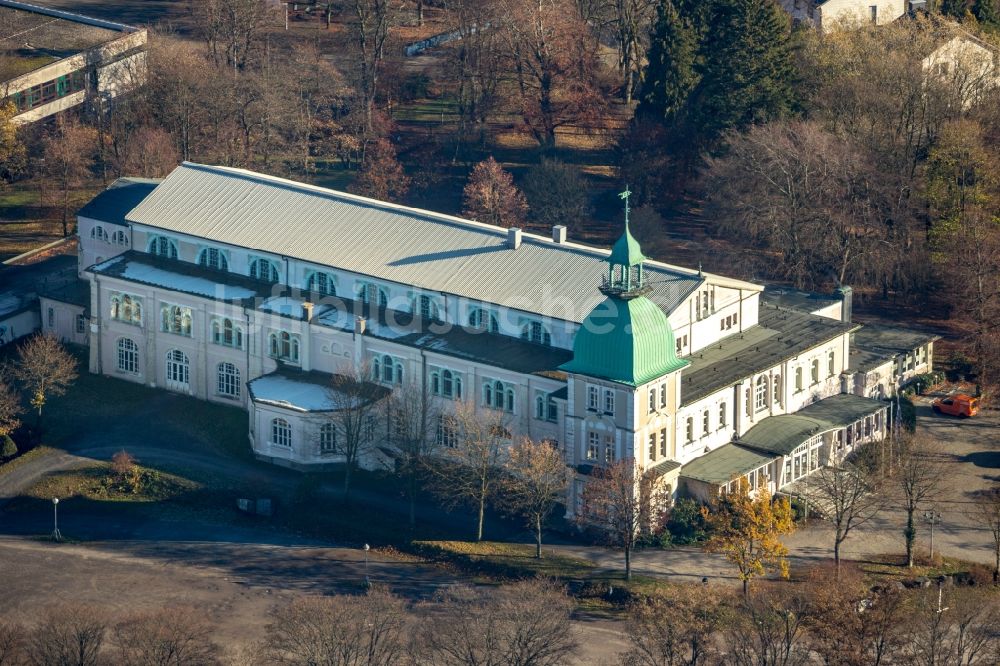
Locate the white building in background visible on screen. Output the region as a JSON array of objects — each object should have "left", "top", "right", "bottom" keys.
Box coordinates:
[
  {"left": 0, "top": 0, "right": 146, "bottom": 125},
  {"left": 779, "top": 0, "right": 907, "bottom": 32},
  {"left": 45, "top": 162, "right": 938, "bottom": 505}
]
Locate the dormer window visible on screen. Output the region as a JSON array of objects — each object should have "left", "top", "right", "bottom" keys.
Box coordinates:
[
  {"left": 356, "top": 282, "right": 388, "bottom": 308},
  {"left": 520, "top": 320, "right": 551, "bottom": 346},
  {"left": 148, "top": 235, "right": 178, "bottom": 259},
  {"left": 198, "top": 248, "right": 229, "bottom": 271},
  {"left": 250, "top": 258, "right": 280, "bottom": 283},
  {"left": 468, "top": 307, "right": 499, "bottom": 333},
  {"left": 305, "top": 271, "right": 337, "bottom": 296},
  {"left": 412, "top": 294, "right": 441, "bottom": 321}
]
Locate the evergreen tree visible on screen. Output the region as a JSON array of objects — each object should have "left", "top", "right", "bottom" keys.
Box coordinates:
[
  {"left": 636, "top": 0, "right": 699, "bottom": 123},
  {"left": 688, "top": 0, "right": 796, "bottom": 147},
  {"left": 940, "top": 0, "right": 970, "bottom": 19},
  {"left": 973, "top": 0, "right": 999, "bottom": 26}
]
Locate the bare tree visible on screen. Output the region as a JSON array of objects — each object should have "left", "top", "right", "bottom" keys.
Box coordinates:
[
  {"left": 40, "top": 121, "right": 98, "bottom": 237},
  {"left": 896, "top": 434, "right": 945, "bottom": 568},
  {"left": 346, "top": 0, "right": 395, "bottom": 132},
  {"left": 266, "top": 588, "right": 410, "bottom": 665},
  {"left": 26, "top": 603, "right": 108, "bottom": 666},
  {"left": 802, "top": 462, "right": 882, "bottom": 576},
  {"left": 13, "top": 334, "right": 77, "bottom": 430},
  {"left": 500, "top": 437, "right": 569, "bottom": 558},
  {"left": 419, "top": 580, "right": 578, "bottom": 666},
  {"left": 577, "top": 460, "right": 667, "bottom": 581},
  {"left": 112, "top": 606, "right": 220, "bottom": 665},
  {"left": 905, "top": 587, "right": 1000, "bottom": 666},
  {"left": 0, "top": 622, "right": 24, "bottom": 666},
  {"left": 618, "top": 584, "right": 724, "bottom": 666},
  {"left": 195, "top": 0, "right": 272, "bottom": 71},
  {"left": 385, "top": 380, "right": 440, "bottom": 528},
  {"left": 611, "top": 0, "right": 657, "bottom": 104},
  {"left": 496, "top": 0, "right": 607, "bottom": 149},
  {"left": 324, "top": 364, "right": 388, "bottom": 502},
  {"left": 428, "top": 401, "right": 509, "bottom": 541},
  {"left": 971, "top": 486, "right": 1000, "bottom": 583},
  {"left": 722, "top": 586, "right": 811, "bottom": 666},
  {"left": 462, "top": 157, "right": 529, "bottom": 228}
]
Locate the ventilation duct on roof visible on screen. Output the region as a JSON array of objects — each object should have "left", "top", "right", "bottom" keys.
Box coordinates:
[
  {"left": 552, "top": 225, "right": 567, "bottom": 243},
  {"left": 508, "top": 227, "right": 522, "bottom": 249}
]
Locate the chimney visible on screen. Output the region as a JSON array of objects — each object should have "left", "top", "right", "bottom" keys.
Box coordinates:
[
  {"left": 552, "top": 225, "right": 567, "bottom": 243},
  {"left": 836, "top": 285, "right": 853, "bottom": 323},
  {"left": 507, "top": 227, "right": 522, "bottom": 249},
  {"left": 354, "top": 316, "right": 367, "bottom": 335},
  {"left": 302, "top": 302, "right": 314, "bottom": 321}
]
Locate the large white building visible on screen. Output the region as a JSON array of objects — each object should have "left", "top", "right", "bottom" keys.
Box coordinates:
[{"left": 43, "top": 163, "right": 937, "bottom": 506}]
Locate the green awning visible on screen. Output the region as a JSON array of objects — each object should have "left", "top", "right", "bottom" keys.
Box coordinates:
[{"left": 680, "top": 445, "right": 777, "bottom": 485}]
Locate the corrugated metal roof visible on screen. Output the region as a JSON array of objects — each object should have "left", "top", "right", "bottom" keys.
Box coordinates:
[{"left": 124, "top": 163, "right": 754, "bottom": 323}]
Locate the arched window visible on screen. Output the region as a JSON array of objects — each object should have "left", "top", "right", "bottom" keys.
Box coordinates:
[
  {"left": 90, "top": 225, "right": 109, "bottom": 242},
  {"left": 161, "top": 304, "right": 193, "bottom": 336},
  {"left": 117, "top": 338, "right": 139, "bottom": 374},
  {"left": 249, "top": 258, "right": 279, "bottom": 283},
  {"left": 520, "top": 321, "right": 552, "bottom": 346},
  {"left": 165, "top": 349, "right": 190, "bottom": 388},
  {"left": 148, "top": 236, "right": 178, "bottom": 259},
  {"left": 719, "top": 402, "right": 727, "bottom": 429},
  {"left": 468, "top": 307, "right": 499, "bottom": 333},
  {"left": 211, "top": 317, "right": 243, "bottom": 348},
  {"left": 412, "top": 295, "right": 440, "bottom": 321},
  {"left": 306, "top": 272, "right": 337, "bottom": 296},
  {"left": 217, "top": 362, "right": 240, "bottom": 398},
  {"left": 795, "top": 367, "right": 803, "bottom": 392},
  {"left": 754, "top": 376, "right": 768, "bottom": 412},
  {"left": 357, "top": 283, "right": 388, "bottom": 308},
  {"left": 110, "top": 293, "right": 142, "bottom": 325},
  {"left": 811, "top": 359, "right": 820, "bottom": 385},
  {"left": 686, "top": 417, "right": 694, "bottom": 442},
  {"left": 198, "top": 248, "right": 229, "bottom": 271},
  {"left": 482, "top": 379, "right": 514, "bottom": 412},
  {"left": 268, "top": 331, "right": 301, "bottom": 363},
  {"left": 111, "top": 230, "right": 129, "bottom": 247},
  {"left": 828, "top": 350, "right": 836, "bottom": 377},
  {"left": 271, "top": 418, "right": 291, "bottom": 448},
  {"left": 320, "top": 423, "right": 337, "bottom": 453},
  {"left": 773, "top": 375, "right": 782, "bottom": 405}
]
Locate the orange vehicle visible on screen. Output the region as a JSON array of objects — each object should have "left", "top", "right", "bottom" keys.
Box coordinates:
[{"left": 932, "top": 394, "right": 979, "bottom": 418}]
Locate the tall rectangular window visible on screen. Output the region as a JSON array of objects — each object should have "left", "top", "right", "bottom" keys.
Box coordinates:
[
  {"left": 659, "top": 428, "right": 667, "bottom": 458},
  {"left": 649, "top": 433, "right": 657, "bottom": 460},
  {"left": 604, "top": 389, "right": 615, "bottom": 416},
  {"left": 587, "top": 386, "right": 599, "bottom": 410},
  {"left": 587, "top": 432, "right": 600, "bottom": 460}
]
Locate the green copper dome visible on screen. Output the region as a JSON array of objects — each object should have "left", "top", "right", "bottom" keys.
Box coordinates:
[
  {"left": 561, "top": 296, "right": 688, "bottom": 386},
  {"left": 607, "top": 220, "right": 646, "bottom": 267}
]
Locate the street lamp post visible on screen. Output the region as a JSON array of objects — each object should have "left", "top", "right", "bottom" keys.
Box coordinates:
[
  {"left": 51, "top": 497, "right": 62, "bottom": 542},
  {"left": 924, "top": 509, "right": 941, "bottom": 561},
  {"left": 363, "top": 543, "right": 370, "bottom": 587}
]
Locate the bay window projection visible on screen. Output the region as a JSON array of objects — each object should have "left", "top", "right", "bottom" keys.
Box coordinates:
[
  {"left": 109, "top": 293, "right": 143, "bottom": 325},
  {"left": 271, "top": 418, "right": 292, "bottom": 448}
]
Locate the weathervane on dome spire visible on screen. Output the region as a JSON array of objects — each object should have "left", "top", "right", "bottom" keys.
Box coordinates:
[{"left": 619, "top": 186, "right": 632, "bottom": 227}]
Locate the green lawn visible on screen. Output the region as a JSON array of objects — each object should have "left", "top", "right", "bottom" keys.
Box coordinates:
[{"left": 24, "top": 462, "right": 200, "bottom": 503}]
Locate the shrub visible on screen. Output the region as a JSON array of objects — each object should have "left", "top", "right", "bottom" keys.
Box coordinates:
[
  {"left": 0, "top": 434, "right": 17, "bottom": 460},
  {"left": 109, "top": 450, "right": 141, "bottom": 493},
  {"left": 665, "top": 498, "right": 710, "bottom": 545}
]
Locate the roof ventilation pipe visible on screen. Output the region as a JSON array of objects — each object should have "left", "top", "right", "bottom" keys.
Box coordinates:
[
  {"left": 552, "top": 225, "right": 567, "bottom": 243},
  {"left": 508, "top": 227, "right": 522, "bottom": 249},
  {"left": 302, "top": 302, "right": 314, "bottom": 321}
]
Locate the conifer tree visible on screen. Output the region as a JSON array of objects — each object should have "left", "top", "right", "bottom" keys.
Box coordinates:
[
  {"left": 637, "top": 0, "right": 699, "bottom": 123},
  {"left": 973, "top": 0, "right": 999, "bottom": 26},
  {"left": 688, "top": 0, "right": 796, "bottom": 147}
]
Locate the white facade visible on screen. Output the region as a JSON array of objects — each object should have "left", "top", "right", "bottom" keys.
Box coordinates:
[
  {"left": 68, "top": 164, "right": 912, "bottom": 504},
  {"left": 779, "top": 0, "right": 906, "bottom": 32}
]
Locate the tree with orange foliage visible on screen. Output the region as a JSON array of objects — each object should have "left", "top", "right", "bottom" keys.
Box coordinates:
[
  {"left": 462, "top": 157, "right": 529, "bottom": 228},
  {"left": 703, "top": 480, "right": 794, "bottom": 597},
  {"left": 349, "top": 138, "right": 410, "bottom": 203}
]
